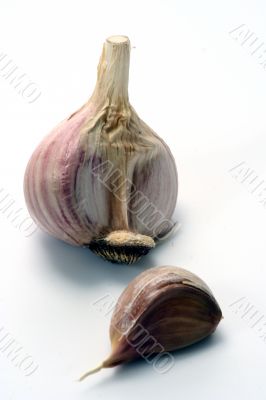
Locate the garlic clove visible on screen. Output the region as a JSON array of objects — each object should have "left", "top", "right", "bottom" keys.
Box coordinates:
[
  {"left": 24, "top": 35, "right": 178, "bottom": 264},
  {"left": 79, "top": 266, "right": 222, "bottom": 380}
]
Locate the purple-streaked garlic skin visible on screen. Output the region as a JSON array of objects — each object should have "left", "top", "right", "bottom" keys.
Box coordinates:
[
  {"left": 24, "top": 104, "right": 98, "bottom": 245},
  {"left": 24, "top": 35, "right": 178, "bottom": 262}
]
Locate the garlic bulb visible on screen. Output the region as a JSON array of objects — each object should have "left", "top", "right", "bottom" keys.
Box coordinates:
[
  {"left": 79, "top": 265, "right": 222, "bottom": 379},
  {"left": 24, "top": 35, "right": 178, "bottom": 264}
]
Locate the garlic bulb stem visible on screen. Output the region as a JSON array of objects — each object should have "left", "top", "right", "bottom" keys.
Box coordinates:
[
  {"left": 92, "top": 35, "right": 130, "bottom": 107},
  {"left": 90, "top": 36, "right": 132, "bottom": 233}
]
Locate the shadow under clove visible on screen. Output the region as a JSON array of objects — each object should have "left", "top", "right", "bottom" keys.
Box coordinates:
[{"left": 86, "top": 330, "right": 226, "bottom": 390}]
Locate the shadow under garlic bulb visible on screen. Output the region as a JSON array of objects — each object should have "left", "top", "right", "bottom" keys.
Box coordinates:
[{"left": 24, "top": 35, "right": 178, "bottom": 264}]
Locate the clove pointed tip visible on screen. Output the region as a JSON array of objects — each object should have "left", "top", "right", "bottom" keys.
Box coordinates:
[{"left": 78, "top": 364, "right": 103, "bottom": 382}]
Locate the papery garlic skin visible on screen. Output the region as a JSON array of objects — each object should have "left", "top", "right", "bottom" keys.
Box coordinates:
[
  {"left": 24, "top": 35, "right": 178, "bottom": 263},
  {"left": 79, "top": 265, "right": 222, "bottom": 380},
  {"left": 107, "top": 265, "right": 222, "bottom": 365}
]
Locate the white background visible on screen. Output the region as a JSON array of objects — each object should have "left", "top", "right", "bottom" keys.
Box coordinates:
[{"left": 0, "top": 0, "right": 266, "bottom": 398}]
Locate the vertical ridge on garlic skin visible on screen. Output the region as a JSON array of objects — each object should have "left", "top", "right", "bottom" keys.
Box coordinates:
[
  {"left": 25, "top": 126, "right": 65, "bottom": 238},
  {"left": 24, "top": 108, "right": 97, "bottom": 245},
  {"left": 53, "top": 113, "right": 96, "bottom": 241}
]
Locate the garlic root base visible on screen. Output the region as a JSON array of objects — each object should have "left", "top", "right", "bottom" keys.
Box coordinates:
[{"left": 88, "top": 230, "right": 155, "bottom": 264}]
